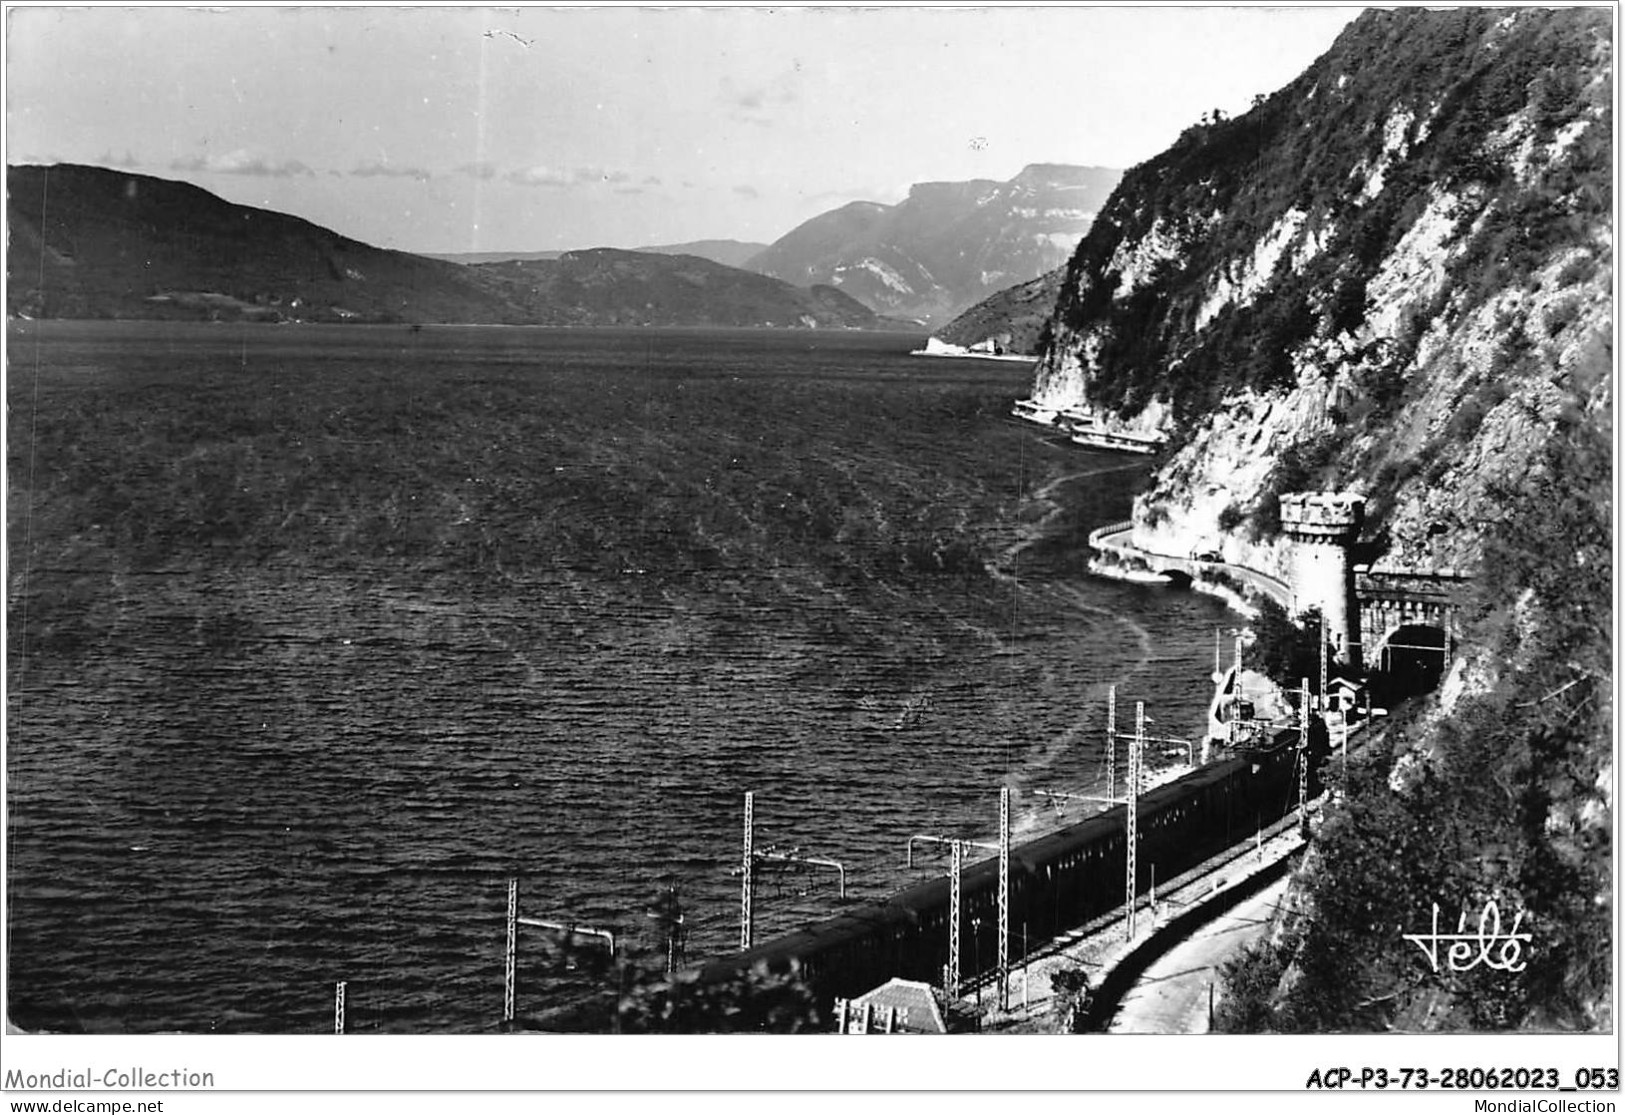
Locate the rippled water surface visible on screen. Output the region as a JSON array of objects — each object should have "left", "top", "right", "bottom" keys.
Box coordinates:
[{"left": 7, "top": 321, "right": 1234, "bottom": 1032}]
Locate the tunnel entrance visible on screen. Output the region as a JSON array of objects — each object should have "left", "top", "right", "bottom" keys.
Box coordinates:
[{"left": 1373, "top": 624, "right": 1449, "bottom": 702}]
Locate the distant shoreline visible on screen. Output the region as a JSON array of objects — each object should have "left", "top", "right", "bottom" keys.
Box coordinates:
[
  {"left": 1086, "top": 552, "right": 1262, "bottom": 620},
  {"left": 8, "top": 316, "right": 932, "bottom": 337}
]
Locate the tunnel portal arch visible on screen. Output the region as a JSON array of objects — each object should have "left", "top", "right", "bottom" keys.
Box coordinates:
[{"left": 1372, "top": 623, "right": 1450, "bottom": 700}]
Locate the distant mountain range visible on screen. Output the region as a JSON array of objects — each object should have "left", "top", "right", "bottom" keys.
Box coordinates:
[
  {"left": 7, "top": 162, "right": 1121, "bottom": 331},
  {"left": 470, "top": 248, "right": 886, "bottom": 328},
  {"left": 5, "top": 166, "right": 883, "bottom": 329},
  {"left": 425, "top": 240, "right": 770, "bottom": 269},
  {"left": 746, "top": 164, "right": 1122, "bottom": 326}
]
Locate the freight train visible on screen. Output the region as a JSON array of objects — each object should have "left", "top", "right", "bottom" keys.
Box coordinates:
[{"left": 695, "top": 723, "right": 1328, "bottom": 1008}]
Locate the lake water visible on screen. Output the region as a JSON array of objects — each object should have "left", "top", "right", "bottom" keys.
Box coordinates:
[{"left": 6, "top": 321, "right": 1234, "bottom": 1032}]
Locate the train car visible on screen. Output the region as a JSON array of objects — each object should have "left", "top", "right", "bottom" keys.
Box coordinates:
[{"left": 695, "top": 725, "right": 1325, "bottom": 1011}]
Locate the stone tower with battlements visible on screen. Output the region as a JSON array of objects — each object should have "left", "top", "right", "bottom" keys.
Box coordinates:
[{"left": 1280, "top": 491, "right": 1364, "bottom": 669}]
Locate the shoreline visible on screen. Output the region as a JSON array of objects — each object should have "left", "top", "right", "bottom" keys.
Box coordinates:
[{"left": 1086, "top": 552, "right": 1262, "bottom": 621}]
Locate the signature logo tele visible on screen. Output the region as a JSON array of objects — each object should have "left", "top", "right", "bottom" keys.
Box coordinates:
[{"left": 1402, "top": 898, "right": 1531, "bottom": 974}]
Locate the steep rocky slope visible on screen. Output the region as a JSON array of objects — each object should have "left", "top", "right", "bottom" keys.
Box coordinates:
[
  {"left": 1026, "top": 7, "right": 1611, "bottom": 1031},
  {"left": 1031, "top": 7, "right": 1610, "bottom": 585},
  {"left": 748, "top": 164, "right": 1121, "bottom": 325}
]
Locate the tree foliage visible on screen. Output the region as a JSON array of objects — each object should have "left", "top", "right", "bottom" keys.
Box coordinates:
[
  {"left": 1050, "top": 965, "right": 1094, "bottom": 1033},
  {"left": 617, "top": 963, "right": 823, "bottom": 1034},
  {"left": 1248, "top": 601, "right": 1331, "bottom": 689},
  {"left": 526, "top": 892, "right": 823, "bottom": 1034}
]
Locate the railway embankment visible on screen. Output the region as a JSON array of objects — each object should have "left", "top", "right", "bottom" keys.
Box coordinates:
[
  {"left": 970, "top": 805, "right": 1311, "bottom": 1033},
  {"left": 972, "top": 717, "right": 1376, "bottom": 1034}
]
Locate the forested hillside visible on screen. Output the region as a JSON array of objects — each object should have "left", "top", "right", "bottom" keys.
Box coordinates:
[
  {"left": 6, "top": 166, "right": 887, "bottom": 329},
  {"left": 7, "top": 164, "right": 515, "bottom": 323},
  {"left": 935, "top": 266, "right": 1064, "bottom": 354}
]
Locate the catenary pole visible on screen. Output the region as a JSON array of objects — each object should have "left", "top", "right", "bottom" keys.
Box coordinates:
[
  {"left": 1299, "top": 678, "right": 1310, "bottom": 835},
  {"left": 998, "top": 786, "right": 1010, "bottom": 1010},
  {"left": 504, "top": 878, "right": 518, "bottom": 1028},
  {"left": 948, "top": 839, "right": 963, "bottom": 995},
  {"left": 740, "top": 791, "right": 754, "bottom": 950},
  {"left": 1126, "top": 702, "right": 1143, "bottom": 939},
  {"left": 1106, "top": 684, "right": 1117, "bottom": 799}
]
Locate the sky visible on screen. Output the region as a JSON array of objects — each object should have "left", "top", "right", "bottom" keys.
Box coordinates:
[{"left": 5, "top": 5, "right": 1363, "bottom": 254}]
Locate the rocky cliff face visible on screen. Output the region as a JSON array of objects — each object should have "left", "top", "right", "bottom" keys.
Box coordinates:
[
  {"left": 1029, "top": 7, "right": 1611, "bottom": 587},
  {"left": 748, "top": 164, "right": 1121, "bottom": 325},
  {"left": 1027, "top": 7, "right": 1612, "bottom": 1032}
]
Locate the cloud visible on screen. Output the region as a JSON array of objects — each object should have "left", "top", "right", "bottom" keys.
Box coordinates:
[
  {"left": 505, "top": 164, "right": 572, "bottom": 188},
  {"left": 732, "top": 184, "right": 761, "bottom": 200},
  {"left": 720, "top": 74, "right": 798, "bottom": 112},
  {"left": 641, "top": 175, "right": 662, "bottom": 187},
  {"left": 351, "top": 161, "right": 432, "bottom": 182},
  {"left": 720, "top": 70, "right": 800, "bottom": 126},
  {"left": 171, "top": 151, "right": 315, "bottom": 178},
  {"left": 96, "top": 150, "right": 139, "bottom": 169},
  {"left": 454, "top": 161, "right": 498, "bottom": 180},
  {"left": 506, "top": 164, "right": 633, "bottom": 188}
]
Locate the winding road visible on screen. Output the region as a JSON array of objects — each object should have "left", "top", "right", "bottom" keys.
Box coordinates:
[
  {"left": 1107, "top": 872, "right": 1293, "bottom": 1034},
  {"left": 1089, "top": 522, "right": 1295, "bottom": 612}
]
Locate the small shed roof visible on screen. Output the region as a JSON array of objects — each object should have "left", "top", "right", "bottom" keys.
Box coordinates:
[{"left": 847, "top": 978, "right": 947, "bottom": 1034}]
